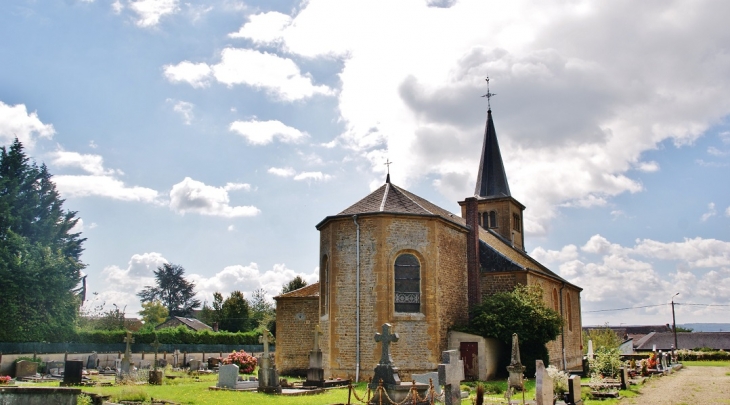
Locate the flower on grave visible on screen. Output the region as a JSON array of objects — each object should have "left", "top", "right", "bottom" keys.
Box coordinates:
[
  {"left": 0, "top": 376, "right": 12, "bottom": 385},
  {"left": 222, "top": 350, "right": 258, "bottom": 374},
  {"left": 546, "top": 365, "right": 569, "bottom": 394}
]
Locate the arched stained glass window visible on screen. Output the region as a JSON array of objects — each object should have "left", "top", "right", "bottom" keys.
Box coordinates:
[{"left": 394, "top": 253, "right": 420, "bottom": 313}]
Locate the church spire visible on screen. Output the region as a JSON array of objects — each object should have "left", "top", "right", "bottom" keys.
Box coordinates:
[{"left": 474, "top": 79, "right": 510, "bottom": 198}]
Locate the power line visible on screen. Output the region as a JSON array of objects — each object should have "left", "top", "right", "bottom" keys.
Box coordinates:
[
  {"left": 676, "top": 303, "right": 730, "bottom": 307},
  {"left": 585, "top": 302, "right": 730, "bottom": 313}
]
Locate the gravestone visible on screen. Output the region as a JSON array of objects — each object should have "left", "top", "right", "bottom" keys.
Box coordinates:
[
  {"left": 660, "top": 352, "right": 668, "bottom": 370},
  {"left": 412, "top": 372, "right": 441, "bottom": 395},
  {"left": 619, "top": 367, "right": 629, "bottom": 390},
  {"left": 87, "top": 352, "right": 98, "bottom": 370},
  {"left": 587, "top": 339, "right": 594, "bottom": 359},
  {"left": 257, "top": 328, "right": 281, "bottom": 393},
  {"left": 156, "top": 359, "right": 168, "bottom": 368},
  {"left": 304, "top": 324, "right": 325, "bottom": 387},
  {"left": 566, "top": 375, "right": 583, "bottom": 405},
  {"left": 506, "top": 333, "right": 525, "bottom": 391},
  {"left": 438, "top": 350, "right": 464, "bottom": 405},
  {"left": 46, "top": 361, "right": 64, "bottom": 376},
  {"left": 15, "top": 360, "right": 38, "bottom": 379},
  {"left": 62, "top": 360, "right": 84, "bottom": 386},
  {"left": 173, "top": 350, "right": 180, "bottom": 368},
  {"left": 217, "top": 364, "right": 239, "bottom": 389},
  {"left": 114, "top": 359, "right": 122, "bottom": 371},
  {"left": 149, "top": 335, "right": 163, "bottom": 385},
  {"left": 656, "top": 350, "right": 663, "bottom": 371},
  {"left": 189, "top": 359, "right": 201, "bottom": 371},
  {"left": 535, "top": 360, "right": 554, "bottom": 405},
  {"left": 120, "top": 331, "right": 134, "bottom": 376},
  {"left": 207, "top": 357, "right": 221, "bottom": 369}
]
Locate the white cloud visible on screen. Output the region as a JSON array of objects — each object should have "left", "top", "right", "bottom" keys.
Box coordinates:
[
  {"left": 129, "top": 0, "right": 180, "bottom": 27},
  {"left": 726, "top": 206, "right": 730, "bottom": 217},
  {"left": 169, "top": 177, "right": 260, "bottom": 218},
  {"left": 223, "top": 182, "right": 251, "bottom": 192},
  {"left": 636, "top": 161, "right": 660, "bottom": 172},
  {"left": 229, "top": 119, "right": 307, "bottom": 145},
  {"left": 165, "top": 48, "right": 333, "bottom": 101},
  {"left": 0, "top": 101, "right": 55, "bottom": 148},
  {"left": 268, "top": 167, "right": 296, "bottom": 177},
  {"left": 701, "top": 202, "right": 717, "bottom": 222},
  {"left": 163, "top": 61, "right": 212, "bottom": 88},
  {"left": 111, "top": 0, "right": 123, "bottom": 14},
  {"left": 227, "top": 225, "right": 235, "bottom": 232},
  {"left": 189, "top": 262, "right": 318, "bottom": 304},
  {"left": 169, "top": 99, "right": 194, "bottom": 125},
  {"left": 537, "top": 234, "right": 730, "bottom": 323},
  {"left": 707, "top": 146, "right": 729, "bottom": 156},
  {"left": 228, "top": 11, "right": 291, "bottom": 44},
  {"left": 54, "top": 175, "right": 160, "bottom": 203},
  {"left": 293, "top": 171, "right": 332, "bottom": 182},
  {"left": 48, "top": 150, "right": 120, "bottom": 176}
]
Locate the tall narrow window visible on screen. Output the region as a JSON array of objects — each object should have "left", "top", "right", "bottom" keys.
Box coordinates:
[
  {"left": 320, "top": 255, "right": 329, "bottom": 316},
  {"left": 481, "top": 212, "right": 488, "bottom": 228},
  {"left": 566, "top": 293, "right": 573, "bottom": 331},
  {"left": 512, "top": 213, "right": 521, "bottom": 232},
  {"left": 552, "top": 288, "right": 559, "bottom": 312},
  {"left": 489, "top": 211, "right": 498, "bottom": 228},
  {"left": 394, "top": 253, "right": 420, "bottom": 313}
]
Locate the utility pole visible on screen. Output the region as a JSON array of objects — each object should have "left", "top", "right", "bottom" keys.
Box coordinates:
[{"left": 672, "top": 293, "right": 679, "bottom": 352}]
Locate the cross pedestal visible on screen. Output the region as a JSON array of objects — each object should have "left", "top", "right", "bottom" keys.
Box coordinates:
[{"left": 438, "top": 350, "right": 464, "bottom": 405}]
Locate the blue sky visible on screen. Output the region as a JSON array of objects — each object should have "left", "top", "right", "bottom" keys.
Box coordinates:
[{"left": 2, "top": 0, "right": 729, "bottom": 326}]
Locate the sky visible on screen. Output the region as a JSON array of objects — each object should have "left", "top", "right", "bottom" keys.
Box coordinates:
[{"left": 1, "top": 0, "right": 729, "bottom": 327}]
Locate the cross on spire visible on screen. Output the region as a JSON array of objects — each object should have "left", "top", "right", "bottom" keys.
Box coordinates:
[
  {"left": 481, "top": 76, "right": 496, "bottom": 111},
  {"left": 374, "top": 323, "right": 399, "bottom": 365},
  {"left": 384, "top": 159, "right": 393, "bottom": 184}
]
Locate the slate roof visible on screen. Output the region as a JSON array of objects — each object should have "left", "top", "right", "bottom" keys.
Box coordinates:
[
  {"left": 274, "top": 282, "right": 320, "bottom": 300},
  {"left": 475, "top": 110, "right": 511, "bottom": 198},
  {"left": 156, "top": 316, "right": 213, "bottom": 331},
  {"left": 634, "top": 332, "right": 730, "bottom": 351}
]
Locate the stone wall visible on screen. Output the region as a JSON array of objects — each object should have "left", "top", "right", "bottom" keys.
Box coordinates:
[
  {"left": 318, "top": 214, "right": 469, "bottom": 381},
  {"left": 274, "top": 296, "right": 319, "bottom": 376}
]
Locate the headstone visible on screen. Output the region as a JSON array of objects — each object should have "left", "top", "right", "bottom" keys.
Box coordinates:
[
  {"left": 660, "top": 352, "right": 668, "bottom": 370},
  {"left": 139, "top": 360, "right": 151, "bottom": 369},
  {"left": 412, "top": 372, "right": 441, "bottom": 395},
  {"left": 15, "top": 360, "right": 38, "bottom": 379},
  {"left": 257, "top": 328, "right": 281, "bottom": 393},
  {"left": 120, "top": 331, "right": 134, "bottom": 375},
  {"left": 437, "top": 350, "right": 464, "bottom": 405},
  {"left": 46, "top": 361, "right": 64, "bottom": 376},
  {"left": 62, "top": 360, "right": 84, "bottom": 386},
  {"left": 566, "top": 375, "right": 583, "bottom": 405},
  {"left": 189, "top": 359, "right": 201, "bottom": 371},
  {"left": 535, "top": 360, "right": 554, "bottom": 405},
  {"left": 208, "top": 357, "right": 221, "bottom": 369},
  {"left": 506, "top": 333, "right": 525, "bottom": 391},
  {"left": 173, "top": 350, "right": 180, "bottom": 368},
  {"left": 87, "top": 352, "right": 98, "bottom": 370},
  {"left": 656, "top": 350, "right": 663, "bottom": 370},
  {"left": 619, "top": 367, "right": 629, "bottom": 390},
  {"left": 304, "top": 324, "right": 325, "bottom": 387},
  {"left": 156, "top": 358, "right": 168, "bottom": 368},
  {"left": 370, "top": 323, "right": 401, "bottom": 388},
  {"left": 587, "top": 340, "right": 594, "bottom": 359},
  {"left": 217, "top": 364, "right": 239, "bottom": 389}
]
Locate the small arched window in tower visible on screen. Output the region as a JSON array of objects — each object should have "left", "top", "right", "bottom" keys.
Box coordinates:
[
  {"left": 481, "top": 212, "right": 488, "bottom": 228},
  {"left": 566, "top": 292, "right": 573, "bottom": 331},
  {"left": 320, "top": 255, "right": 329, "bottom": 316},
  {"left": 552, "top": 288, "right": 559, "bottom": 312},
  {"left": 512, "top": 213, "right": 521, "bottom": 233},
  {"left": 394, "top": 253, "right": 421, "bottom": 313},
  {"left": 488, "top": 211, "right": 498, "bottom": 228}
]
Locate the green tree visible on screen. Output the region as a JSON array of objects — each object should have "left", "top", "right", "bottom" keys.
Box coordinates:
[
  {"left": 137, "top": 263, "right": 200, "bottom": 316},
  {"left": 281, "top": 276, "right": 307, "bottom": 294},
  {"left": 220, "top": 291, "right": 250, "bottom": 332},
  {"left": 139, "top": 300, "right": 169, "bottom": 326},
  {"left": 583, "top": 324, "right": 622, "bottom": 353},
  {"left": 466, "top": 285, "right": 563, "bottom": 376},
  {"left": 197, "top": 292, "right": 224, "bottom": 328},
  {"left": 249, "top": 288, "right": 275, "bottom": 330},
  {"left": 0, "top": 139, "right": 86, "bottom": 342}
]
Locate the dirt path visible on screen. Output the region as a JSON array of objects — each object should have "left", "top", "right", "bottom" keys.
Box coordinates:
[{"left": 620, "top": 366, "right": 730, "bottom": 405}]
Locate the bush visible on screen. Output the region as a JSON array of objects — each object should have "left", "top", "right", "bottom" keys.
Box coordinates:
[
  {"left": 546, "top": 365, "right": 568, "bottom": 394},
  {"left": 590, "top": 347, "right": 622, "bottom": 378},
  {"left": 222, "top": 350, "right": 258, "bottom": 374},
  {"left": 70, "top": 326, "right": 260, "bottom": 345},
  {"left": 676, "top": 349, "right": 730, "bottom": 361}
]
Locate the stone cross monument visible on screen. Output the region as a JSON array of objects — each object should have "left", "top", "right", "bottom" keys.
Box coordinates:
[
  {"left": 148, "top": 334, "right": 163, "bottom": 385},
  {"left": 304, "top": 324, "right": 325, "bottom": 387},
  {"left": 506, "top": 333, "right": 525, "bottom": 391},
  {"left": 375, "top": 323, "right": 399, "bottom": 365},
  {"left": 257, "top": 328, "right": 281, "bottom": 393},
  {"left": 438, "top": 350, "right": 464, "bottom": 405},
  {"left": 120, "top": 331, "right": 134, "bottom": 375},
  {"left": 370, "top": 323, "right": 401, "bottom": 389}
]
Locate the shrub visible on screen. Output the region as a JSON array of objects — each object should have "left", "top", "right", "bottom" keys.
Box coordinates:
[
  {"left": 590, "top": 347, "right": 622, "bottom": 378},
  {"left": 546, "top": 365, "right": 569, "bottom": 394},
  {"left": 222, "top": 350, "right": 258, "bottom": 374}
]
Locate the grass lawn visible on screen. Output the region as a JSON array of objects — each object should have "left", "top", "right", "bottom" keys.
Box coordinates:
[{"left": 681, "top": 360, "right": 730, "bottom": 367}]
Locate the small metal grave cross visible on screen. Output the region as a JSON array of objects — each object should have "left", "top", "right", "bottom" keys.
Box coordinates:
[
  {"left": 313, "top": 324, "right": 322, "bottom": 351},
  {"left": 151, "top": 334, "right": 161, "bottom": 371},
  {"left": 259, "top": 328, "right": 272, "bottom": 356},
  {"left": 374, "top": 323, "right": 399, "bottom": 365}
]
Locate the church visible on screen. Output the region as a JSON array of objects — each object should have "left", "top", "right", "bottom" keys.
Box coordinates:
[{"left": 274, "top": 105, "right": 583, "bottom": 381}]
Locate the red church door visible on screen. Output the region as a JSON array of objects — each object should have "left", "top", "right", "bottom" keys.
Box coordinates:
[{"left": 460, "top": 342, "right": 478, "bottom": 380}]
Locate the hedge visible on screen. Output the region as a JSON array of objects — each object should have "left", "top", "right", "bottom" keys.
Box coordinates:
[{"left": 676, "top": 349, "right": 730, "bottom": 361}]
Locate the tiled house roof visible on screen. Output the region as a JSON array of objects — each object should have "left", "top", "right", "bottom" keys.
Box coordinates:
[{"left": 274, "top": 282, "right": 320, "bottom": 300}]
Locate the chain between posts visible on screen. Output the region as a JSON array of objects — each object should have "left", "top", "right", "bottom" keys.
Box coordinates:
[{"left": 347, "top": 378, "right": 436, "bottom": 405}]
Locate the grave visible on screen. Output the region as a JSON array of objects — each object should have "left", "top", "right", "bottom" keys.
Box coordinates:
[
  {"left": 303, "top": 324, "right": 325, "bottom": 387},
  {"left": 566, "top": 375, "right": 583, "bottom": 405},
  {"left": 411, "top": 372, "right": 440, "bottom": 395},
  {"left": 506, "top": 333, "right": 525, "bottom": 391},
  {"left": 87, "top": 352, "right": 98, "bottom": 370},
  {"left": 534, "top": 360, "right": 553, "bottom": 405},
  {"left": 189, "top": 359, "right": 201, "bottom": 372},
  {"left": 46, "top": 361, "right": 64, "bottom": 377},
  {"left": 217, "top": 364, "right": 239, "bottom": 389},
  {"left": 15, "top": 360, "right": 38, "bottom": 379},
  {"left": 61, "top": 360, "right": 83, "bottom": 386},
  {"left": 586, "top": 339, "right": 594, "bottom": 359},
  {"left": 437, "top": 350, "right": 463, "bottom": 405},
  {"left": 149, "top": 336, "right": 163, "bottom": 385},
  {"left": 619, "top": 367, "right": 629, "bottom": 390},
  {"left": 120, "top": 331, "right": 134, "bottom": 376},
  {"left": 368, "top": 323, "right": 429, "bottom": 405},
  {"left": 257, "top": 328, "right": 282, "bottom": 394}
]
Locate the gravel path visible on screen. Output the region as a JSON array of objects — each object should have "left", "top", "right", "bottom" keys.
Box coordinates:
[{"left": 620, "top": 366, "right": 730, "bottom": 405}]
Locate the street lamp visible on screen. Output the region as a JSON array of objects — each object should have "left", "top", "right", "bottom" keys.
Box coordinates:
[{"left": 671, "top": 293, "right": 679, "bottom": 352}]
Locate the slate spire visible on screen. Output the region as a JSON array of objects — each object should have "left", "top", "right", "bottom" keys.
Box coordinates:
[{"left": 474, "top": 108, "right": 511, "bottom": 198}]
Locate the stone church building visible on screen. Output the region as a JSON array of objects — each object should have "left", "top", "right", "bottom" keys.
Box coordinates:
[{"left": 275, "top": 108, "right": 583, "bottom": 381}]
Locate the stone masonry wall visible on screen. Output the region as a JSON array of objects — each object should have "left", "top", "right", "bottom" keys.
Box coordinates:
[{"left": 274, "top": 297, "right": 319, "bottom": 375}]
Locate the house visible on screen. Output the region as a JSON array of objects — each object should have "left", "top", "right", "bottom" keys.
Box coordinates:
[
  {"left": 275, "top": 105, "right": 583, "bottom": 381},
  {"left": 635, "top": 332, "right": 730, "bottom": 351},
  {"left": 156, "top": 316, "right": 213, "bottom": 332}
]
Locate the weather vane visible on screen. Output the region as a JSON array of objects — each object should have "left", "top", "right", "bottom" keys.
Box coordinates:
[{"left": 481, "top": 76, "right": 496, "bottom": 110}]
